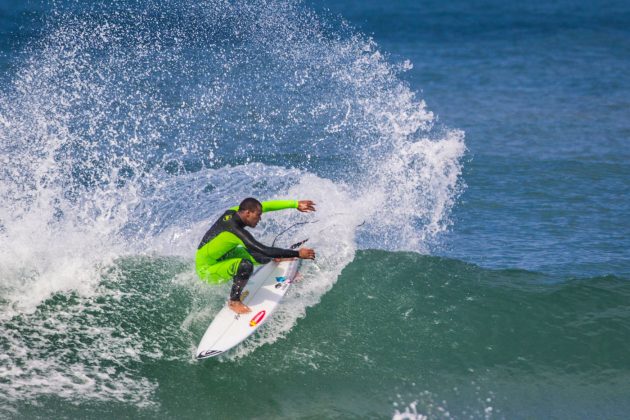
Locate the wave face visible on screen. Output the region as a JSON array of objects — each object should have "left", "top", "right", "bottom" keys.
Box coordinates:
[
  {"left": 0, "top": 0, "right": 465, "bottom": 415},
  {"left": 4, "top": 252, "right": 630, "bottom": 418}
]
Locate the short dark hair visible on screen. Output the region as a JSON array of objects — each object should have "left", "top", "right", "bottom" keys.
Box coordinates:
[{"left": 238, "top": 197, "right": 262, "bottom": 212}]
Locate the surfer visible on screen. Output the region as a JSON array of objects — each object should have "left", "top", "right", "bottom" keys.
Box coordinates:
[{"left": 196, "top": 198, "right": 316, "bottom": 314}]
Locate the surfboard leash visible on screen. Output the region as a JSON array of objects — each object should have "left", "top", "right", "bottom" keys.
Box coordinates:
[{"left": 272, "top": 214, "right": 367, "bottom": 248}]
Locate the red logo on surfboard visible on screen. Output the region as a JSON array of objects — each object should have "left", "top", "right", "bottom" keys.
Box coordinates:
[{"left": 249, "top": 310, "right": 266, "bottom": 327}]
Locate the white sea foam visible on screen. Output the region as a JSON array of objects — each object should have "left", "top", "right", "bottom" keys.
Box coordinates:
[
  {"left": 0, "top": 289, "right": 158, "bottom": 414},
  {"left": 393, "top": 402, "right": 428, "bottom": 420},
  {"left": 0, "top": 0, "right": 465, "bottom": 410},
  {"left": 391, "top": 389, "right": 497, "bottom": 420}
]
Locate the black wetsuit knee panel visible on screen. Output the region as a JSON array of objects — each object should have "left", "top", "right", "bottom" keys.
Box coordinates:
[{"left": 236, "top": 259, "right": 254, "bottom": 279}]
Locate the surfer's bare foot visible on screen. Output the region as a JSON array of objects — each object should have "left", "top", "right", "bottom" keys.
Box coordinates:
[
  {"left": 273, "top": 257, "right": 296, "bottom": 262},
  {"left": 228, "top": 300, "right": 251, "bottom": 314}
]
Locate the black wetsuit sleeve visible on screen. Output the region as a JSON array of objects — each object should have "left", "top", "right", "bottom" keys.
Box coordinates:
[{"left": 235, "top": 228, "right": 299, "bottom": 259}]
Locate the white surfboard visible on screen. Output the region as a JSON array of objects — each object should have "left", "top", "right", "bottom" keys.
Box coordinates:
[{"left": 196, "top": 259, "right": 301, "bottom": 359}]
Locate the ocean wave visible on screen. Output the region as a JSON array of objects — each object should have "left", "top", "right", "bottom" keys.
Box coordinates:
[{"left": 0, "top": 0, "right": 465, "bottom": 412}]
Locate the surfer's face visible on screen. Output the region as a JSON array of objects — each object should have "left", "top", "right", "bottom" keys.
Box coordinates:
[{"left": 242, "top": 208, "right": 262, "bottom": 227}]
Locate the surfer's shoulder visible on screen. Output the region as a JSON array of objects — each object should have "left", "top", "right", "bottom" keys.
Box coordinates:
[{"left": 220, "top": 209, "right": 237, "bottom": 221}]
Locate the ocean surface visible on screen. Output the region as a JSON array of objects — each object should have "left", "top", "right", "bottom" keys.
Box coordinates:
[{"left": 1, "top": 0, "right": 629, "bottom": 418}]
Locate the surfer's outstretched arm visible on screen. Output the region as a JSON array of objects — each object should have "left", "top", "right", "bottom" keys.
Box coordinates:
[
  {"left": 229, "top": 199, "right": 316, "bottom": 213},
  {"left": 262, "top": 200, "right": 298, "bottom": 212}
]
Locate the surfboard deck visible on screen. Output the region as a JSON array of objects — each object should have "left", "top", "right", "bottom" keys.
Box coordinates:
[{"left": 196, "top": 259, "right": 301, "bottom": 359}]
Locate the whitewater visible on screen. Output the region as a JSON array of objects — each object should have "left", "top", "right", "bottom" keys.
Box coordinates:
[{"left": 0, "top": 0, "right": 464, "bottom": 415}]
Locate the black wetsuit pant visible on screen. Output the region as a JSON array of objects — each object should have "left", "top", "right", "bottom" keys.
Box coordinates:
[{"left": 230, "top": 259, "right": 254, "bottom": 302}]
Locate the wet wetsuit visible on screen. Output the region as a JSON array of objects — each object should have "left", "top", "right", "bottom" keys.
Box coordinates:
[{"left": 195, "top": 200, "right": 299, "bottom": 301}]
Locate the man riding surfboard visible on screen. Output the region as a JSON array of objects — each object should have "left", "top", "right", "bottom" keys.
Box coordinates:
[{"left": 195, "top": 198, "right": 316, "bottom": 314}]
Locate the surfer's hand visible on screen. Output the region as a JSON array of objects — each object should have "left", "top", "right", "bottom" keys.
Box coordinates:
[
  {"left": 298, "top": 247, "right": 315, "bottom": 259},
  {"left": 297, "top": 200, "right": 316, "bottom": 212}
]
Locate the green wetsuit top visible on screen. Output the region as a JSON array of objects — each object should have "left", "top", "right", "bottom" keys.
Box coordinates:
[{"left": 196, "top": 200, "right": 300, "bottom": 265}]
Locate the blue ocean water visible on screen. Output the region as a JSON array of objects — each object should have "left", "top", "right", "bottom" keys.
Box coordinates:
[
  {"left": 314, "top": 0, "right": 630, "bottom": 277},
  {"left": 0, "top": 0, "right": 629, "bottom": 418}
]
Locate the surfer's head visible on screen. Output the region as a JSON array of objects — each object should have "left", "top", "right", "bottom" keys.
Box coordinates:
[{"left": 238, "top": 197, "right": 263, "bottom": 227}]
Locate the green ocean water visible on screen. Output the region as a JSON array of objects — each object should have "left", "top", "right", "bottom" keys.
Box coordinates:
[{"left": 4, "top": 250, "right": 630, "bottom": 418}]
